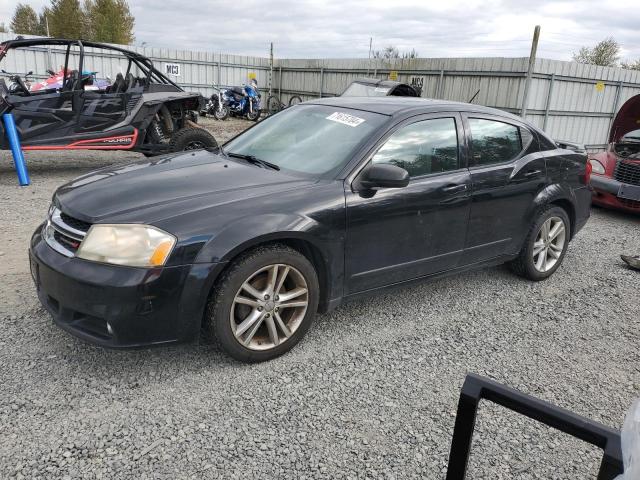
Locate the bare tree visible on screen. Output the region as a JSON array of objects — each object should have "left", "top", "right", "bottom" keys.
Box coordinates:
[
  {"left": 572, "top": 37, "right": 620, "bottom": 67},
  {"left": 373, "top": 45, "right": 419, "bottom": 60},
  {"left": 621, "top": 59, "right": 640, "bottom": 71}
]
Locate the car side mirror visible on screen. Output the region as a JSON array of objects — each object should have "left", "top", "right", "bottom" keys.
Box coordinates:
[
  {"left": 26, "top": 71, "right": 33, "bottom": 76},
  {"left": 359, "top": 163, "right": 410, "bottom": 190}
]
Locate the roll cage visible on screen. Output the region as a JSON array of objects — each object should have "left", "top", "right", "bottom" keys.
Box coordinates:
[{"left": 0, "top": 38, "right": 181, "bottom": 92}]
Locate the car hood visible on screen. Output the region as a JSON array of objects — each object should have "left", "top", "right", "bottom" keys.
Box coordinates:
[
  {"left": 610, "top": 94, "right": 640, "bottom": 143},
  {"left": 55, "top": 149, "right": 315, "bottom": 224}
]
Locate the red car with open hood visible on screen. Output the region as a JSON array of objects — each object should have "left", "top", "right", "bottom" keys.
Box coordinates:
[{"left": 589, "top": 94, "right": 640, "bottom": 213}]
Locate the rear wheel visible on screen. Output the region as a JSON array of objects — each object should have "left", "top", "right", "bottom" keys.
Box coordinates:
[
  {"left": 509, "top": 205, "right": 570, "bottom": 281},
  {"left": 205, "top": 244, "right": 319, "bottom": 363},
  {"left": 169, "top": 127, "right": 217, "bottom": 152}
]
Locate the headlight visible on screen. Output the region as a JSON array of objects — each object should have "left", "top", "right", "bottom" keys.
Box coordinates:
[
  {"left": 76, "top": 224, "right": 176, "bottom": 267},
  {"left": 589, "top": 158, "right": 605, "bottom": 174}
]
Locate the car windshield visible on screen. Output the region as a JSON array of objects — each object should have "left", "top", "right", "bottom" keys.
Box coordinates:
[
  {"left": 342, "top": 82, "right": 391, "bottom": 97},
  {"left": 223, "top": 105, "right": 388, "bottom": 176}
]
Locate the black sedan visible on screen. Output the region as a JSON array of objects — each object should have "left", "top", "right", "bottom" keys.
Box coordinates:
[{"left": 30, "top": 97, "right": 592, "bottom": 362}]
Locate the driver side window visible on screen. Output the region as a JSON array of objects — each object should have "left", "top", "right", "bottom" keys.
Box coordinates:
[{"left": 371, "top": 117, "right": 459, "bottom": 178}]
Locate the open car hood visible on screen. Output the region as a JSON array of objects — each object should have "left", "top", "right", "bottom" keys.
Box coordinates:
[{"left": 610, "top": 94, "right": 640, "bottom": 143}]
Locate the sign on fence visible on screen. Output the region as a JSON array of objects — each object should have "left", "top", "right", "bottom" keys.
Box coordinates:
[
  {"left": 165, "top": 63, "right": 182, "bottom": 77},
  {"left": 389, "top": 70, "right": 398, "bottom": 81},
  {"left": 410, "top": 76, "right": 425, "bottom": 95}
]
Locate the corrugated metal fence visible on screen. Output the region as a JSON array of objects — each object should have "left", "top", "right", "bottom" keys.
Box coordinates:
[{"left": 2, "top": 33, "right": 640, "bottom": 150}]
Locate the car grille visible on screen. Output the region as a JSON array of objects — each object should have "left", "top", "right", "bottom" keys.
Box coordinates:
[
  {"left": 614, "top": 160, "right": 640, "bottom": 186},
  {"left": 618, "top": 198, "right": 640, "bottom": 209},
  {"left": 43, "top": 207, "right": 91, "bottom": 257}
]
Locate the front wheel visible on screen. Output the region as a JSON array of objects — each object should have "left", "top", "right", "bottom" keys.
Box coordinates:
[
  {"left": 169, "top": 127, "right": 218, "bottom": 152},
  {"left": 246, "top": 107, "right": 260, "bottom": 122},
  {"left": 509, "top": 205, "right": 570, "bottom": 281},
  {"left": 214, "top": 104, "right": 229, "bottom": 120},
  {"left": 205, "top": 244, "right": 319, "bottom": 363}
]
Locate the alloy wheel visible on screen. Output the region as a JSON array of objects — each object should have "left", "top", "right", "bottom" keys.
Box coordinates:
[
  {"left": 230, "top": 264, "right": 309, "bottom": 350},
  {"left": 532, "top": 216, "right": 566, "bottom": 273}
]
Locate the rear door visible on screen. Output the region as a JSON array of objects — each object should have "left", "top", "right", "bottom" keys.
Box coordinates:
[
  {"left": 344, "top": 113, "right": 472, "bottom": 294},
  {"left": 460, "top": 114, "right": 545, "bottom": 265}
]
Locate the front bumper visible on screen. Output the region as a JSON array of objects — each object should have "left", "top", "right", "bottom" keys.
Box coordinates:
[
  {"left": 590, "top": 175, "right": 640, "bottom": 212},
  {"left": 30, "top": 227, "right": 224, "bottom": 348}
]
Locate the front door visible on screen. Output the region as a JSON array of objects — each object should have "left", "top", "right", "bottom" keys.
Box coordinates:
[{"left": 345, "top": 114, "right": 471, "bottom": 294}]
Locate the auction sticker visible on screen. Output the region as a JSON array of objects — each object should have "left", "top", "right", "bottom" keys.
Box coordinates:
[{"left": 326, "top": 112, "right": 366, "bottom": 127}]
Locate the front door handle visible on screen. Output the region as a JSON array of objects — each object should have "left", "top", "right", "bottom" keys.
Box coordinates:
[
  {"left": 524, "top": 169, "right": 543, "bottom": 177},
  {"left": 442, "top": 184, "right": 468, "bottom": 194}
]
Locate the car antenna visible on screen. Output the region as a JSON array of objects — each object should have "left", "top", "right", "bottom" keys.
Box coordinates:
[{"left": 468, "top": 89, "right": 480, "bottom": 103}]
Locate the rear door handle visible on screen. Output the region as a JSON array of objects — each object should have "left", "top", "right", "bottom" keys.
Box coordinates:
[
  {"left": 442, "top": 184, "right": 468, "bottom": 194},
  {"left": 524, "top": 169, "right": 543, "bottom": 177}
]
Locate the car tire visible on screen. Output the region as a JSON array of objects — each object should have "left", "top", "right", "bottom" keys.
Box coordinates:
[
  {"left": 169, "top": 127, "right": 218, "bottom": 152},
  {"left": 205, "top": 244, "right": 319, "bottom": 363},
  {"left": 509, "top": 205, "right": 571, "bottom": 281}
]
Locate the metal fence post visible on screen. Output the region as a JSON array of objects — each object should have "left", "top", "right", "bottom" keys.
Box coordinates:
[
  {"left": 278, "top": 66, "right": 282, "bottom": 100},
  {"left": 521, "top": 25, "right": 541, "bottom": 118},
  {"left": 543, "top": 73, "right": 555, "bottom": 131},
  {"left": 217, "top": 60, "right": 221, "bottom": 88},
  {"left": 319, "top": 67, "right": 324, "bottom": 98},
  {"left": 437, "top": 68, "right": 444, "bottom": 99}
]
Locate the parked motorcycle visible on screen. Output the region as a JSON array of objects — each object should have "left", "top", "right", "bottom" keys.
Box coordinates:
[
  {"left": 202, "top": 79, "right": 261, "bottom": 121},
  {"left": 1, "top": 69, "right": 33, "bottom": 94}
]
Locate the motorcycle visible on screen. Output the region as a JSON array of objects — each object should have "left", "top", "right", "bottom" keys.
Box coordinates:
[
  {"left": 202, "top": 79, "right": 261, "bottom": 121},
  {"left": 1, "top": 69, "right": 33, "bottom": 94}
]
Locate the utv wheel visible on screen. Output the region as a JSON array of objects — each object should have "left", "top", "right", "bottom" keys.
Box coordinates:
[
  {"left": 205, "top": 244, "right": 319, "bottom": 363},
  {"left": 509, "top": 205, "right": 570, "bottom": 281},
  {"left": 169, "top": 127, "right": 217, "bottom": 152}
]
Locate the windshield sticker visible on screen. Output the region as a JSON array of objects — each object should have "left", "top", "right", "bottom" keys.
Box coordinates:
[{"left": 326, "top": 112, "right": 366, "bottom": 127}]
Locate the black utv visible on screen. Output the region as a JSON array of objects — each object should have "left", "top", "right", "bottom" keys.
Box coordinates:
[{"left": 0, "top": 38, "right": 217, "bottom": 156}]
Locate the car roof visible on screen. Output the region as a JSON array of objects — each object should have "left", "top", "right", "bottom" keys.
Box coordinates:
[{"left": 306, "top": 96, "right": 524, "bottom": 121}]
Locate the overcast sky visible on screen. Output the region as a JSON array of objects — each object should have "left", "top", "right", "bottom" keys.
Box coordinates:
[{"left": 1, "top": 0, "right": 639, "bottom": 61}]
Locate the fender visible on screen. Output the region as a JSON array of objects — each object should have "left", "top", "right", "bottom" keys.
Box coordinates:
[
  {"left": 528, "top": 183, "right": 578, "bottom": 236},
  {"left": 193, "top": 213, "right": 345, "bottom": 310}
]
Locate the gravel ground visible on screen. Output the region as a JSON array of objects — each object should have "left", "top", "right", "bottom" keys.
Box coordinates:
[{"left": 1, "top": 116, "right": 639, "bottom": 479}]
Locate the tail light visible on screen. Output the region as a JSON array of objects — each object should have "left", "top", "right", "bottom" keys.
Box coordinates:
[{"left": 584, "top": 158, "right": 592, "bottom": 185}]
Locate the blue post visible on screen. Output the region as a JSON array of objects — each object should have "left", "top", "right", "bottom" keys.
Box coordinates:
[{"left": 3, "top": 113, "right": 30, "bottom": 186}]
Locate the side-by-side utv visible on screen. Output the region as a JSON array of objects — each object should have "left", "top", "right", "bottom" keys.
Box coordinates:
[{"left": 0, "top": 38, "right": 217, "bottom": 156}]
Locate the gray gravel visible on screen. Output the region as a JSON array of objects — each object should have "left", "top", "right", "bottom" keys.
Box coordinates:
[{"left": 1, "top": 116, "right": 639, "bottom": 479}]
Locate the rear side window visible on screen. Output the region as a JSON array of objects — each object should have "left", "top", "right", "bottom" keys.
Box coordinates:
[
  {"left": 372, "top": 117, "right": 459, "bottom": 177},
  {"left": 469, "top": 118, "right": 524, "bottom": 166}
]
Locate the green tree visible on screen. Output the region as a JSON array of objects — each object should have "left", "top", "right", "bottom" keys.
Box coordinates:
[
  {"left": 10, "top": 4, "right": 44, "bottom": 35},
  {"left": 85, "top": 0, "right": 134, "bottom": 44},
  {"left": 0, "top": 23, "right": 8, "bottom": 33},
  {"left": 572, "top": 37, "right": 620, "bottom": 67},
  {"left": 48, "top": 0, "right": 86, "bottom": 38},
  {"left": 39, "top": 8, "right": 52, "bottom": 36}
]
